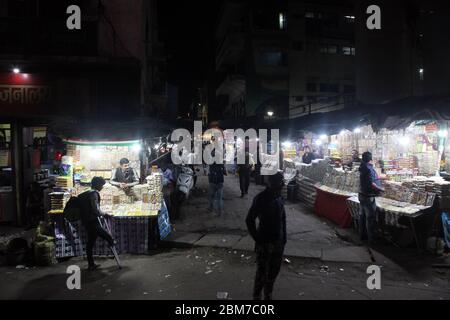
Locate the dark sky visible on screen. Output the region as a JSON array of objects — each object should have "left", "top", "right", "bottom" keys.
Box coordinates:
[{"left": 159, "top": 0, "right": 221, "bottom": 114}]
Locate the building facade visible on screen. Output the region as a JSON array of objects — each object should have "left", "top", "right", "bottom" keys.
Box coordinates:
[
  {"left": 0, "top": 0, "right": 167, "bottom": 225},
  {"left": 212, "top": 0, "right": 355, "bottom": 124}
]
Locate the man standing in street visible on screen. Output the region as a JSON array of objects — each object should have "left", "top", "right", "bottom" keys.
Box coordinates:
[
  {"left": 79, "top": 177, "right": 115, "bottom": 271},
  {"left": 358, "top": 152, "right": 384, "bottom": 244},
  {"left": 246, "top": 172, "right": 286, "bottom": 300},
  {"left": 208, "top": 161, "right": 227, "bottom": 216},
  {"left": 237, "top": 138, "right": 254, "bottom": 197}
]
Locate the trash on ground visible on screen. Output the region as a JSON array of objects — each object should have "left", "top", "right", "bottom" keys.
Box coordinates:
[
  {"left": 217, "top": 292, "right": 229, "bottom": 299},
  {"left": 15, "top": 265, "right": 25, "bottom": 269},
  {"left": 298, "top": 292, "right": 305, "bottom": 296},
  {"left": 339, "top": 268, "right": 344, "bottom": 272},
  {"left": 215, "top": 260, "right": 223, "bottom": 263},
  {"left": 205, "top": 270, "right": 213, "bottom": 275},
  {"left": 105, "top": 289, "right": 112, "bottom": 294},
  {"left": 143, "top": 292, "right": 148, "bottom": 295},
  {"left": 165, "top": 274, "right": 171, "bottom": 278},
  {"left": 284, "top": 258, "right": 291, "bottom": 264},
  {"left": 320, "top": 265, "right": 329, "bottom": 273}
]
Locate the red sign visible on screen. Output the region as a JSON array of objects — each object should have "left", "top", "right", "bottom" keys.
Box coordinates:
[
  {"left": 0, "top": 73, "right": 52, "bottom": 107},
  {"left": 425, "top": 123, "right": 438, "bottom": 132}
]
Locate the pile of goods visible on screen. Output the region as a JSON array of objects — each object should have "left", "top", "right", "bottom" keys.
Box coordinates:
[
  {"left": 321, "top": 169, "right": 360, "bottom": 194},
  {"left": 48, "top": 192, "right": 71, "bottom": 214},
  {"left": 294, "top": 159, "right": 331, "bottom": 208},
  {"left": 56, "top": 176, "right": 73, "bottom": 189},
  {"left": 295, "top": 175, "right": 316, "bottom": 208}
]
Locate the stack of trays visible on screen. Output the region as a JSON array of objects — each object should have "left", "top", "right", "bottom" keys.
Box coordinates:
[
  {"left": 295, "top": 175, "right": 316, "bottom": 209},
  {"left": 49, "top": 192, "right": 71, "bottom": 211},
  {"left": 56, "top": 176, "right": 73, "bottom": 189}
]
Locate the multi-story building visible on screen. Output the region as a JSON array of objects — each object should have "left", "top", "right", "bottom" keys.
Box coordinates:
[
  {"left": 0, "top": 0, "right": 167, "bottom": 225},
  {"left": 355, "top": 0, "right": 450, "bottom": 105},
  {"left": 212, "top": 0, "right": 355, "bottom": 125}
]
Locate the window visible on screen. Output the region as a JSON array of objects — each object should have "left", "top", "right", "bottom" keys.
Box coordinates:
[
  {"left": 328, "top": 45, "right": 338, "bottom": 54},
  {"left": 419, "top": 68, "right": 424, "bottom": 80},
  {"left": 305, "top": 11, "right": 322, "bottom": 19},
  {"left": 306, "top": 83, "right": 317, "bottom": 92},
  {"left": 279, "top": 12, "right": 287, "bottom": 30},
  {"left": 342, "top": 46, "right": 355, "bottom": 56},
  {"left": 260, "top": 51, "right": 287, "bottom": 66},
  {"left": 328, "top": 84, "right": 339, "bottom": 93},
  {"left": 320, "top": 44, "right": 338, "bottom": 54},
  {"left": 292, "top": 41, "right": 303, "bottom": 51},
  {"left": 344, "top": 15, "right": 355, "bottom": 23},
  {"left": 344, "top": 85, "right": 355, "bottom": 93},
  {"left": 319, "top": 84, "right": 339, "bottom": 93}
]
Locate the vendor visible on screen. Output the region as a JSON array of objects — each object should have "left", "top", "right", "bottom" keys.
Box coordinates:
[
  {"left": 345, "top": 149, "right": 361, "bottom": 169},
  {"left": 110, "top": 158, "right": 140, "bottom": 190},
  {"left": 302, "top": 146, "right": 315, "bottom": 164}
]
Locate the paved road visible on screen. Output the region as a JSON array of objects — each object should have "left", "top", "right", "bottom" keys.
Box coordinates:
[
  {"left": 175, "top": 173, "right": 349, "bottom": 251},
  {"left": 0, "top": 247, "right": 449, "bottom": 300}
]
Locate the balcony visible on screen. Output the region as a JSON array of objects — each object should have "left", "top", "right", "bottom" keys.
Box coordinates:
[{"left": 0, "top": 18, "right": 98, "bottom": 56}]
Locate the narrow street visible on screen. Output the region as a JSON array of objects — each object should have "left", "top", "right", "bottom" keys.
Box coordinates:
[{"left": 0, "top": 173, "right": 449, "bottom": 300}]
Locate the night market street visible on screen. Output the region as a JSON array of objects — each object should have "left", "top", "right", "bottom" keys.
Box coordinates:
[{"left": 1, "top": 174, "right": 449, "bottom": 300}]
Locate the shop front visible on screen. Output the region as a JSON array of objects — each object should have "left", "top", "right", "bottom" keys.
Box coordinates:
[
  {"left": 47, "top": 139, "right": 171, "bottom": 258},
  {"left": 284, "top": 120, "right": 450, "bottom": 249}
]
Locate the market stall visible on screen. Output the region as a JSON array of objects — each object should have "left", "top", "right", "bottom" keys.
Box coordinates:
[
  {"left": 47, "top": 139, "right": 171, "bottom": 258},
  {"left": 284, "top": 120, "right": 450, "bottom": 248}
]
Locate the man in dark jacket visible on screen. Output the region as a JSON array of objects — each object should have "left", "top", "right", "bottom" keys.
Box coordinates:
[
  {"left": 237, "top": 150, "right": 254, "bottom": 198},
  {"left": 302, "top": 146, "right": 315, "bottom": 164},
  {"left": 359, "top": 152, "right": 384, "bottom": 243},
  {"left": 79, "top": 176, "right": 115, "bottom": 270},
  {"left": 208, "top": 162, "right": 227, "bottom": 216},
  {"left": 246, "top": 172, "right": 286, "bottom": 300}
]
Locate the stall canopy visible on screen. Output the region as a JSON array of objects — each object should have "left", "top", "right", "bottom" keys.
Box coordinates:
[
  {"left": 47, "top": 116, "right": 175, "bottom": 141},
  {"left": 273, "top": 93, "right": 450, "bottom": 137}
]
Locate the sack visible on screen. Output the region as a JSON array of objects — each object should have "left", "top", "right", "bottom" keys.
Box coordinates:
[{"left": 63, "top": 196, "right": 82, "bottom": 222}]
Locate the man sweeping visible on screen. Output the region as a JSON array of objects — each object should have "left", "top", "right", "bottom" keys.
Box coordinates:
[{"left": 79, "top": 177, "right": 115, "bottom": 270}]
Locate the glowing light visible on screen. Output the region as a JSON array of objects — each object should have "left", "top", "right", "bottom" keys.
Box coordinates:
[
  {"left": 282, "top": 141, "right": 292, "bottom": 149},
  {"left": 90, "top": 148, "right": 102, "bottom": 159},
  {"left": 154, "top": 144, "right": 160, "bottom": 150},
  {"left": 314, "top": 140, "right": 322, "bottom": 146},
  {"left": 267, "top": 111, "right": 274, "bottom": 117},
  {"left": 340, "top": 130, "right": 346, "bottom": 135},
  {"left": 22, "top": 74, "right": 28, "bottom": 79},
  {"left": 399, "top": 136, "right": 410, "bottom": 146},
  {"left": 320, "top": 134, "right": 327, "bottom": 140},
  {"left": 13, "top": 68, "right": 20, "bottom": 74},
  {"left": 353, "top": 127, "right": 361, "bottom": 133},
  {"left": 438, "top": 130, "right": 448, "bottom": 138},
  {"left": 132, "top": 144, "right": 142, "bottom": 152}
]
